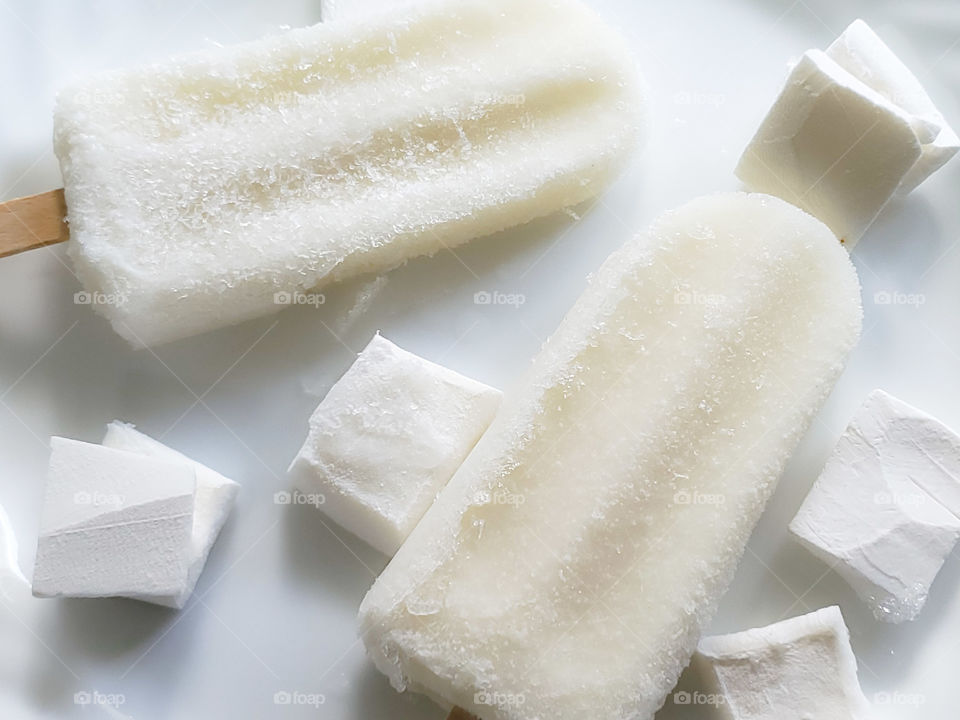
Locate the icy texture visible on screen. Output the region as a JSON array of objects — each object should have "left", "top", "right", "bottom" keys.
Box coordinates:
[
  {"left": 54, "top": 0, "right": 645, "bottom": 348},
  {"left": 694, "top": 606, "right": 873, "bottom": 720},
  {"left": 826, "top": 19, "right": 959, "bottom": 194},
  {"left": 790, "top": 390, "right": 960, "bottom": 623},
  {"left": 289, "top": 334, "right": 501, "bottom": 556},
  {"left": 32, "top": 438, "right": 196, "bottom": 605},
  {"left": 736, "top": 48, "right": 922, "bottom": 247},
  {"left": 103, "top": 422, "right": 239, "bottom": 608},
  {"left": 358, "top": 192, "right": 862, "bottom": 720}
]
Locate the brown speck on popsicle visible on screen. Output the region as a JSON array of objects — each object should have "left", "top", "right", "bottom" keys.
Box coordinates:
[{"left": 447, "top": 708, "right": 480, "bottom": 720}]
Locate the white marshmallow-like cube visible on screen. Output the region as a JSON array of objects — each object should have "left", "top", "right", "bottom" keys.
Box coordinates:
[
  {"left": 289, "top": 334, "right": 501, "bottom": 556},
  {"left": 737, "top": 20, "right": 957, "bottom": 246},
  {"left": 102, "top": 422, "right": 239, "bottom": 608},
  {"left": 32, "top": 428, "right": 238, "bottom": 609},
  {"left": 790, "top": 390, "right": 960, "bottom": 622},
  {"left": 737, "top": 49, "right": 920, "bottom": 246},
  {"left": 694, "top": 606, "right": 872, "bottom": 720},
  {"left": 826, "top": 19, "right": 959, "bottom": 194},
  {"left": 33, "top": 438, "right": 196, "bottom": 605}
]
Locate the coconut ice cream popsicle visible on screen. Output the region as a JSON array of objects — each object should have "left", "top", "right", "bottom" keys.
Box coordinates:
[
  {"left": 0, "top": 0, "right": 644, "bottom": 348},
  {"left": 359, "top": 192, "right": 862, "bottom": 720}
]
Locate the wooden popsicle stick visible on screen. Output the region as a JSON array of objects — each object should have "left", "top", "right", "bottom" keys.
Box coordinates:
[
  {"left": 447, "top": 708, "right": 478, "bottom": 720},
  {"left": 0, "top": 189, "right": 69, "bottom": 259}
]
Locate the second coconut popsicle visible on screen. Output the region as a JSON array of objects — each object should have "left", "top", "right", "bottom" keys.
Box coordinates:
[{"left": 359, "top": 193, "right": 862, "bottom": 720}]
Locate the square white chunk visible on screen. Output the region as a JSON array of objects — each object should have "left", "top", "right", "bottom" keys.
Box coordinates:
[
  {"left": 737, "top": 48, "right": 920, "bottom": 247},
  {"left": 790, "top": 390, "right": 960, "bottom": 622},
  {"left": 288, "top": 334, "right": 502, "bottom": 556},
  {"left": 102, "top": 422, "right": 239, "bottom": 608},
  {"left": 737, "top": 19, "right": 957, "bottom": 246},
  {"left": 826, "top": 19, "right": 959, "bottom": 194},
  {"left": 694, "top": 606, "right": 872, "bottom": 720},
  {"left": 32, "top": 438, "right": 196, "bottom": 605}
]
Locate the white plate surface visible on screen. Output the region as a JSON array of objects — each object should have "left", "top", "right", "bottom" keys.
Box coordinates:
[{"left": 1, "top": 0, "right": 959, "bottom": 718}]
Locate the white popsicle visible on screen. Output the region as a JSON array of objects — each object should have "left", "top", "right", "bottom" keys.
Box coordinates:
[
  {"left": 55, "top": 0, "right": 645, "bottom": 347},
  {"left": 358, "top": 193, "right": 862, "bottom": 720}
]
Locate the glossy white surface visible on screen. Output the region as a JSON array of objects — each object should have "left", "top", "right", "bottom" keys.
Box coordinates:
[{"left": 0, "top": 1, "right": 958, "bottom": 718}]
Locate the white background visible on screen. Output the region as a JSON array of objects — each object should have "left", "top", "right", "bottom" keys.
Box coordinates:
[{"left": 1, "top": 0, "right": 958, "bottom": 717}]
